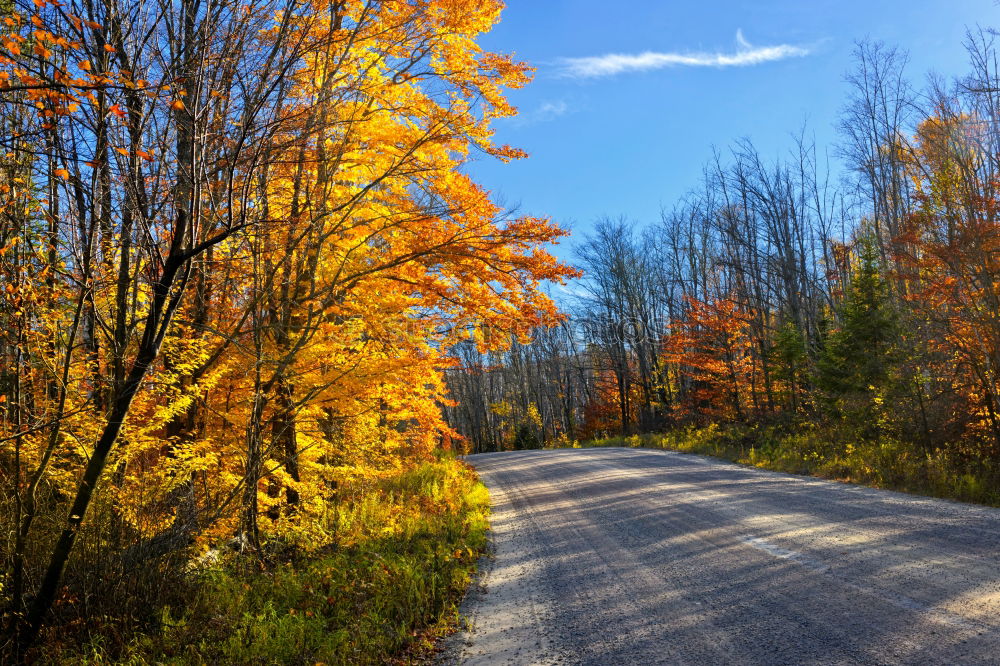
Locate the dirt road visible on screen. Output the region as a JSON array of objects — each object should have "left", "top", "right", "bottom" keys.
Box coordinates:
[{"left": 441, "top": 447, "right": 1000, "bottom": 665}]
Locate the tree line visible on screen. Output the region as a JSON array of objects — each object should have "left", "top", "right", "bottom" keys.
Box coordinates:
[{"left": 446, "top": 31, "right": 1000, "bottom": 477}]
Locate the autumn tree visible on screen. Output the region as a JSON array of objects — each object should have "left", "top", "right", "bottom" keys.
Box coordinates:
[
  {"left": 0, "top": 0, "right": 574, "bottom": 653},
  {"left": 664, "top": 296, "right": 756, "bottom": 422}
]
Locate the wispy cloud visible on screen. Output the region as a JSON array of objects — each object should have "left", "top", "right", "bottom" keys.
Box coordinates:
[
  {"left": 510, "top": 100, "right": 570, "bottom": 127},
  {"left": 559, "top": 29, "right": 810, "bottom": 79},
  {"left": 534, "top": 101, "right": 569, "bottom": 121}
]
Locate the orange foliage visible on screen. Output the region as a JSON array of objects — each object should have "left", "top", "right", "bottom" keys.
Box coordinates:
[
  {"left": 0, "top": 0, "right": 574, "bottom": 559},
  {"left": 897, "top": 111, "right": 1000, "bottom": 449},
  {"left": 664, "top": 296, "right": 756, "bottom": 421}
]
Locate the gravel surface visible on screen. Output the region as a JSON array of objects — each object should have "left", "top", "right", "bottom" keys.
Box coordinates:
[{"left": 440, "top": 447, "right": 1000, "bottom": 665}]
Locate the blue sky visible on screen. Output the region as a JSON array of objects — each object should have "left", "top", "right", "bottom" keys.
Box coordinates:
[{"left": 470, "top": 0, "right": 994, "bottom": 260}]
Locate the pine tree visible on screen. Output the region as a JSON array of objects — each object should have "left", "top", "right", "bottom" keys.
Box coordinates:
[
  {"left": 817, "top": 236, "right": 900, "bottom": 432},
  {"left": 771, "top": 320, "right": 809, "bottom": 414}
]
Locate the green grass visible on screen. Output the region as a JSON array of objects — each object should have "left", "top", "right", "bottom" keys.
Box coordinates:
[
  {"left": 580, "top": 424, "right": 1000, "bottom": 507},
  {"left": 42, "top": 457, "right": 490, "bottom": 665}
]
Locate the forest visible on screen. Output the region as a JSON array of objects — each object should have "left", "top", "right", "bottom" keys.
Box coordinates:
[
  {"left": 445, "top": 33, "right": 1000, "bottom": 505},
  {"left": 3, "top": 0, "right": 1000, "bottom": 662}
]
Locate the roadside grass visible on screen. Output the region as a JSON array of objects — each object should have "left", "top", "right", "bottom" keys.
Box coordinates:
[
  {"left": 578, "top": 424, "right": 1000, "bottom": 507},
  {"left": 40, "top": 456, "right": 490, "bottom": 665}
]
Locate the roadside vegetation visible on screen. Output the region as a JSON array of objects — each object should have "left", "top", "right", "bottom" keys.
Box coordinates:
[
  {"left": 27, "top": 456, "right": 490, "bottom": 664},
  {"left": 579, "top": 425, "right": 1000, "bottom": 507}
]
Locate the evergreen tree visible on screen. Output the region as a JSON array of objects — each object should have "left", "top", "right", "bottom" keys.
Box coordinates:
[
  {"left": 817, "top": 236, "right": 900, "bottom": 431},
  {"left": 772, "top": 320, "right": 809, "bottom": 414},
  {"left": 512, "top": 423, "right": 541, "bottom": 450}
]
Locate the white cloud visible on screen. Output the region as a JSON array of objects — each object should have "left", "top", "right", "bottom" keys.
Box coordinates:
[
  {"left": 510, "top": 100, "right": 570, "bottom": 126},
  {"left": 559, "top": 30, "right": 810, "bottom": 79},
  {"left": 536, "top": 100, "right": 568, "bottom": 120},
  {"left": 735, "top": 28, "right": 753, "bottom": 51}
]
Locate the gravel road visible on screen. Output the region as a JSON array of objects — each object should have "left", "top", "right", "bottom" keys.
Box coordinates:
[{"left": 440, "top": 447, "right": 1000, "bottom": 665}]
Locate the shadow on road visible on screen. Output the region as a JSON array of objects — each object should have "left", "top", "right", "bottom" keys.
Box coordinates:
[{"left": 444, "top": 448, "right": 1000, "bottom": 665}]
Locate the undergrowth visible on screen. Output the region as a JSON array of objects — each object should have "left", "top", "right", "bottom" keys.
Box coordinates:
[
  {"left": 581, "top": 424, "right": 1000, "bottom": 507},
  {"left": 36, "top": 457, "right": 490, "bottom": 665}
]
